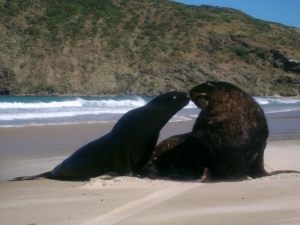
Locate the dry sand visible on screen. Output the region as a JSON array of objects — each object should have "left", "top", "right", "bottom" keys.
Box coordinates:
[{"left": 0, "top": 121, "right": 299, "bottom": 225}]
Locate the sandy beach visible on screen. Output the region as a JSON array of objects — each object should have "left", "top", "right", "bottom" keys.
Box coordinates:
[{"left": 0, "top": 120, "right": 300, "bottom": 225}]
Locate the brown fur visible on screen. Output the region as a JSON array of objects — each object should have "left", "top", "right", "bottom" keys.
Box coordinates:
[
  {"left": 190, "top": 81, "right": 269, "bottom": 179},
  {"left": 145, "top": 132, "right": 192, "bottom": 167}
]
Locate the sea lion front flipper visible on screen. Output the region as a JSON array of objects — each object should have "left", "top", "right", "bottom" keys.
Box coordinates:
[
  {"left": 195, "top": 167, "right": 211, "bottom": 183},
  {"left": 246, "top": 149, "right": 269, "bottom": 178}
]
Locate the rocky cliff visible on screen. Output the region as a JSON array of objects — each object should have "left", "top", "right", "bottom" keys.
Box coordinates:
[{"left": 1, "top": 0, "right": 300, "bottom": 96}]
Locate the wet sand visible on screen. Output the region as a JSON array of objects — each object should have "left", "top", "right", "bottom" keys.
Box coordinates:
[{"left": 0, "top": 120, "right": 299, "bottom": 225}]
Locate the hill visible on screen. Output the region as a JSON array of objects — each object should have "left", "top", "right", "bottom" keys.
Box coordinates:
[{"left": 1, "top": 0, "right": 300, "bottom": 96}]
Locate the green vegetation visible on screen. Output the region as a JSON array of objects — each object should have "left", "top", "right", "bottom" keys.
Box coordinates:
[
  {"left": 235, "top": 48, "right": 247, "bottom": 57},
  {"left": 0, "top": 0, "right": 299, "bottom": 96},
  {"left": 245, "top": 57, "right": 251, "bottom": 64},
  {"left": 34, "top": 84, "right": 44, "bottom": 94},
  {"left": 46, "top": 85, "right": 56, "bottom": 94}
]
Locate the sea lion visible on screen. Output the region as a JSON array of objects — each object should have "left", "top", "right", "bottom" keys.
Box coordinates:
[
  {"left": 146, "top": 132, "right": 192, "bottom": 165},
  {"left": 144, "top": 133, "right": 207, "bottom": 180},
  {"left": 11, "top": 91, "right": 190, "bottom": 181},
  {"left": 146, "top": 81, "right": 299, "bottom": 181},
  {"left": 189, "top": 81, "right": 270, "bottom": 180}
]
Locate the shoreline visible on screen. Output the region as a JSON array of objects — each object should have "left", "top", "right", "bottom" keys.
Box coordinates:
[
  {"left": 0, "top": 120, "right": 194, "bottom": 158},
  {"left": 1, "top": 95, "right": 299, "bottom": 129},
  {"left": 1, "top": 115, "right": 299, "bottom": 139},
  {"left": 2, "top": 93, "right": 300, "bottom": 98}
]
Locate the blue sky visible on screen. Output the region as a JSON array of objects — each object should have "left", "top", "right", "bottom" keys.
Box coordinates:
[{"left": 172, "top": 0, "right": 300, "bottom": 29}]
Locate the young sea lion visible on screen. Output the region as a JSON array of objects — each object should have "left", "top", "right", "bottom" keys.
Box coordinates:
[{"left": 11, "top": 91, "right": 190, "bottom": 181}]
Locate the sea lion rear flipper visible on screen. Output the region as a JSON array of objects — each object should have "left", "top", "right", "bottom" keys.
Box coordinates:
[
  {"left": 247, "top": 150, "right": 300, "bottom": 178},
  {"left": 267, "top": 170, "right": 300, "bottom": 176},
  {"left": 10, "top": 171, "right": 52, "bottom": 181}
]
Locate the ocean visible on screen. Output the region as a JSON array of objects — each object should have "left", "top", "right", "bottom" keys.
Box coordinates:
[
  {"left": 0, "top": 95, "right": 197, "bottom": 127},
  {"left": 1, "top": 96, "right": 300, "bottom": 138}
]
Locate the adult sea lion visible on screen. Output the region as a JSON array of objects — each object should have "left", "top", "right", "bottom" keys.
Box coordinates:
[
  {"left": 11, "top": 91, "right": 190, "bottom": 181},
  {"left": 146, "top": 81, "right": 299, "bottom": 181},
  {"left": 189, "top": 81, "right": 270, "bottom": 180}
]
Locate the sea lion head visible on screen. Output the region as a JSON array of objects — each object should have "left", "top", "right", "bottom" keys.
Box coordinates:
[
  {"left": 189, "top": 81, "right": 247, "bottom": 112},
  {"left": 189, "top": 82, "right": 216, "bottom": 110},
  {"left": 148, "top": 91, "right": 190, "bottom": 111}
]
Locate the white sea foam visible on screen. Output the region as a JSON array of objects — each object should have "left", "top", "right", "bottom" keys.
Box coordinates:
[
  {"left": 1, "top": 96, "right": 299, "bottom": 127},
  {"left": 264, "top": 108, "right": 300, "bottom": 114},
  {"left": 170, "top": 115, "right": 193, "bottom": 122},
  {"left": 254, "top": 97, "right": 300, "bottom": 105},
  {"left": 188, "top": 114, "right": 199, "bottom": 118},
  {"left": 0, "top": 120, "right": 117, "bottom": 128},
  {"left": 0, "top": 109, "right": 131, "bottom": 120},
  {"left": 0, "top": 97, "right": 147, "bottom": 109},
  {"left": 276, "top": 99, "right": 300, "bottom": 104},
  {"left": 254, "top": 98, "right": 269, "bottom": 105},
  {"left": 184, "top": 101, "right": 197, "bottom": 109},
  {"left": 0, "top": 100, "right": 83, "bottom": 109},
  {"left": 79, "top": 98, "right": 146, "bottom": 107}
]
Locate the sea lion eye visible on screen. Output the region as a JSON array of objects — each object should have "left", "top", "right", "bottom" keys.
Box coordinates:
[
  {"left": 173, "top": 96, "right": 177, "bottom": 101},
  {"left": 206, "top": 82, "right": 214, "bottom": 87}
]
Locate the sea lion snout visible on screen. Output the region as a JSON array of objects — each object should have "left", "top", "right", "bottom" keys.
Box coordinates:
[
  {"left": 171, "top": 91, "right": 190, "bottom": 106},
  {"left": 189, "top": 91, "right": 210, "bottom": 109}
]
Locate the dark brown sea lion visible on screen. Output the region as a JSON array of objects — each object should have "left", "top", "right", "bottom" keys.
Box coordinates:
[
  {"left": 146, "top": 81, "right": 299, "bottom": 181},
  {"left": 144, "top": 133, "right": 207, "bottom": 180},
  {"left": 190, "top": 81, "right": 270, "bottom": 180},
  {"left": 11, "top": 91, "right": 190, "bottom": 181}
]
